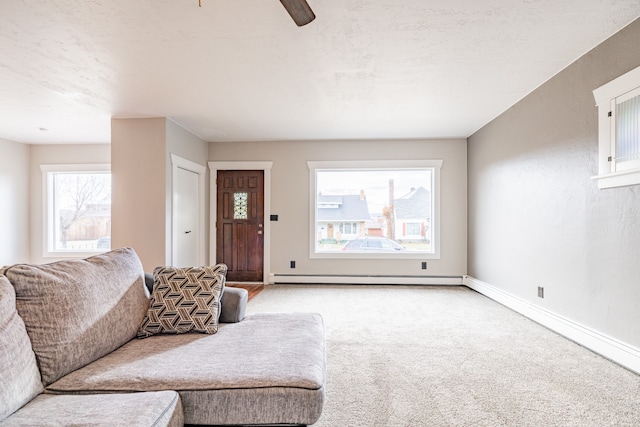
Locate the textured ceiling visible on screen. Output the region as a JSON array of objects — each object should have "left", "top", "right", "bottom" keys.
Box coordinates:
[{"left": 0, "top": 0, "right": 639, "bottom": 144}]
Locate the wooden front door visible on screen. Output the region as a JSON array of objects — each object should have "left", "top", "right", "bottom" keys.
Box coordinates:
[{"left": 216, "top": 170, "right": 264, "bottom": 282}]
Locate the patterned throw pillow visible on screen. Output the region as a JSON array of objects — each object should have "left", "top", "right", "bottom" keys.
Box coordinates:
[{"left": 137, "top": 265, "right": 226, "bottom": 339}]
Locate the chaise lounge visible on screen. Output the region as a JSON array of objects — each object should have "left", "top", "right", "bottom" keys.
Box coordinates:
[{"left": 0, "top": 247, "right": 326, "bottom": 426}]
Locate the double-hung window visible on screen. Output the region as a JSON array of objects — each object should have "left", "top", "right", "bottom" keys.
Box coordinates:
[
  {"left": 593, "top": 65, "right": 640, "bottom": 189},
  {"left": 41, "top": 164, "right": 111, "bottom": 257}
]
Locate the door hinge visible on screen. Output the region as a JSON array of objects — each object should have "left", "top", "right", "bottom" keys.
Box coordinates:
[
  {"left": 608, "top": 111, "right": 612, "bottom": 117},
  {"left": 608, "top": 156, "right": 612, "bottom": 162}
]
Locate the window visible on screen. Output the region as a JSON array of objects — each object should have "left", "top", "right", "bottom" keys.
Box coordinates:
[
  {"left": 233, "top": 192, "right": 248, "bottom": 219},
  {"left": 592, "top": 65, "right": 640, "bottom": 189},
  {"left": 405, "top": 222, "right": 421, "bottom": 236},
  {"left": 308, "top": 160, "right": 442, "bottom": 259},
  {"left": 339, "top": 222, "right": 357, "bottom": 235},
  {"left": 614, "top": 87, "right": 640, "bottom": 171},
  {"left": 41, "top": 164, "right": 111, "bottom": 257}
]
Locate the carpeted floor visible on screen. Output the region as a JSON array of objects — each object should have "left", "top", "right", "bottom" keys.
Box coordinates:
[{"left": 247, "top": 285, "right": 640, "bottom": 427}]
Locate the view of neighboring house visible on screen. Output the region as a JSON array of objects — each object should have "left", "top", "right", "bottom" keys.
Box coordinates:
[
  {"left": 316, "top": 187, "right": 432, "bottom": 247},
  {"left": 392, "top": 186, "right": 431, "bottom": 242},
  {"left": 316, "top": 192, "right": 370, "bottom": 243}
]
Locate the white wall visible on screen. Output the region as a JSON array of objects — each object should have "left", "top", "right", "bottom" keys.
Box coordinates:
[
  {"left": 29, "top": 144, "right": 110, "bottom": 264},
  {"left": 209, "top": 139, "right": 467, "bottom": 279},
  {"left": 0, "top": 138, "right": 30, "bottom": 266},
  {"left": 468, "top": 19, "right": 640, "bottom": 348}
]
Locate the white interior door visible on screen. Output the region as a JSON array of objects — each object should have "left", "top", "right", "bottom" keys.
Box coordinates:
[{"left": 174, "top": 166, "right": 199, "bottom": 267}]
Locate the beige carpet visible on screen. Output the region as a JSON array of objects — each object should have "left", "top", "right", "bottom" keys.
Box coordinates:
[{"left": 247, "top": 285, "right": 640, "bottom": 427}]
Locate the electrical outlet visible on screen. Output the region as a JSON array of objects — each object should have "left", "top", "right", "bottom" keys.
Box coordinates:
[
  {"left": 290, "top": 260, "right": 296, "bottom": 268},
  {"left": 421, "top": 261, "right": 427, "bottom": 270},
  {"left": 537, "top": 286, "right": 544, "bottom": 298}
]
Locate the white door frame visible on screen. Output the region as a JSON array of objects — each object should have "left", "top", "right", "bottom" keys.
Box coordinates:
[
  {"left": 171, "top": 154, "right": 206, "bottom": 266},
  {"left": 208, "top": 161, "right": 272, "bottom": 284}
]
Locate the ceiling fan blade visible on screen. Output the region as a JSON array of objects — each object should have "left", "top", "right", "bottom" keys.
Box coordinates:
[{"left": 279, "top": 0, "right": 315, "bottom": 26}]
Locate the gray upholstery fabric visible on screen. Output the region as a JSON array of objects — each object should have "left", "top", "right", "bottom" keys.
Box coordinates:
[
  {"left": 0, "top": 276, "right": 44, "bottom": 421},
  {"left": 144, "top": 271, "right": 155, "bottom": 293},
  {"left": 4, "top": 247, "right": 150, "bottom": 386},
  {"left": 1, "top": 391, "right": 183, "bottom": 427},
  {"left": 47, "top": 313, "right": 326, "bottom": 425},
  {"left": 219, "top": 286, "right": 248, "bottom": 323},
  {"left": 180, "top": 387, "right": 324, "bottom": 425}
]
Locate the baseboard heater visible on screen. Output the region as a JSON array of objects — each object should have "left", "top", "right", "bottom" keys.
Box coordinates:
[{"left": 269, "top": 273, "right": 464, "bottom": 285}]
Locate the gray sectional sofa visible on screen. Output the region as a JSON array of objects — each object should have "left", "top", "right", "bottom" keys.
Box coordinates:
[{"left": 0, "top": 247, "right": 326, "bottom": 426}]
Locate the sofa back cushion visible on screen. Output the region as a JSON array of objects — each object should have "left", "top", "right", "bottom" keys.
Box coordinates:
[
  {"left": 4, "top": 247, "right": 149, "bottom": 386},
  {"left": 0, "top": 275, "right": 44, "bottom": 421}
]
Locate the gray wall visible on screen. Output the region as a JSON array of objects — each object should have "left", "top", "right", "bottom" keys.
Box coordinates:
[
  {"left": 468, "top": 19, "right": 640, "bottom": 347},
  {"left": 0, "top": 138, "right": 30, "bottom": 266},
  {"left": 209, "top": 139, "right": 467, "bottom": 278}
]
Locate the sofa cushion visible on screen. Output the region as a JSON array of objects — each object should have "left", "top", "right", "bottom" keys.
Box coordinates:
[
  {"left": 0, "top": 391, "right": 183, "bottom": 427},
  {"left": 0, "top": 275, "right": 44, "bottom": 421},
  {"left": 4, "top": 247, "right": 149, "bottom": 386},
  {"left": 138, "top": 266, "right": 226, "bottom": 338},
  {"left": 219, "top": 286, "right": 248, "bottom": 323},
  {"left": 47, "top": 312, "right": 326, "bottom": 425}
]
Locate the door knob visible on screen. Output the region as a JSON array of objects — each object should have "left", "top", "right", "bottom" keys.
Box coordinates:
[{"left": 185, "top": 231, "right": 192, "bottom": 234}]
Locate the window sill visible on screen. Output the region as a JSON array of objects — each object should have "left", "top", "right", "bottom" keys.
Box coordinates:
[
  {"left": 591, "top": 168, "right": 640, "bottom": 189},
  {"left": 310, "top": 251, "right": 440, "bottom": 260},
  {"left": 43, "top": 250, "right": 108, "bottom": 259}
]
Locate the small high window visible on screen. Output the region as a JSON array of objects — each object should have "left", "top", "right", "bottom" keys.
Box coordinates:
[
  {"left": 613, "top": 87, "right": 640, "bottom": 171},
  {"left": 593, "top": 65, "right": 640, "bottom": 189}
]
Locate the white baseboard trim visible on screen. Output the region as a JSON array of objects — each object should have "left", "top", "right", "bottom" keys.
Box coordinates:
[
  {"left": 463, "top": 276, "right": 640, "bottom": 375},
  {"left": 269, "top": 274, "right": 463, "bottom": 286}
]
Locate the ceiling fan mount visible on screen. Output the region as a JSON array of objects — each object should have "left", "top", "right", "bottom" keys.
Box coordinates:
[{"left": 198, "top": 0, "right": 315, "bottom": 27}]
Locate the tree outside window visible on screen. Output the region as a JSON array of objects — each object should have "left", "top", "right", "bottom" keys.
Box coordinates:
[{"left": 42, "top": 164, "right": 111, "bottom": 256}]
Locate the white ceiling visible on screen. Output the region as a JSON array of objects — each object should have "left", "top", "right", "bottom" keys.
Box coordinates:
[{"left": 1, "top": 0, "right": 639, "bottom": 144}]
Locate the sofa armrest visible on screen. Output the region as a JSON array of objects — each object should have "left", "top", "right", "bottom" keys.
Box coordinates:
[
  {"left": 144, "top": 272, "right": 154, "bottom": 294},
  {"left": 219, "top": 287, "right": 248, "bottom": 323},
  {"left": 143, "top": 272, "right": 247, "bottom": 323}
]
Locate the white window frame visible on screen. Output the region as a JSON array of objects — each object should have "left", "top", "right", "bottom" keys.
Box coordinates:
[
  {"left": 41, "top": 163, "right": 111, "bottom": 258},
  {"left": 592, "top": 64, "right": 640, "bottom": 189},
  {"left": 308, "top": 159, "right": 442, "bottom": 260}
]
